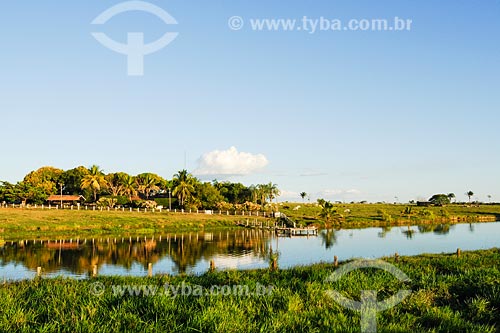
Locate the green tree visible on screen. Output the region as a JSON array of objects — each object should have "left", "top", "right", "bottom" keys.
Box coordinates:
[
  {"left": 447, "top": 193, "right": 455, "bottom": 203},
  {"left": 466, "top": 190, "right": 474, "bottom": 203},
  {"left": 120, "top": 174, "right": 137, "bottom": 202},
  {"left": 23, "top": 166, "right": 63, "bottom": 195},
  {"left": 318, "top": 199, "right": 338, "bottom": 223},
  {"left": 172, "top": 170, "right": 196, "bottom": 208},
  {"left": 81, "top": 165, "right": 107, "bottom": 202},
  {"left": 60, "top": 166, "right": 89, "bottom": 195},
  {"left": 267, "top": 182, "right": 280, "bottom": 203},
  {"left": 136, "top": 173, "right": 162, "bottom": 199},
  {"left": 105, "top": 172, "right": 128, "bottom": 197},
  {"left": 13, "top": 182, "right": 47, "bottom": 205},
  {"left": 195, "top": 182, "right": 224, "bottom": 209},
  {"left": 300, "top": 192, "right": 307, "bottom": 202},
  {"left": 429, "top": 194, "right": 451, "bottom": 206}
]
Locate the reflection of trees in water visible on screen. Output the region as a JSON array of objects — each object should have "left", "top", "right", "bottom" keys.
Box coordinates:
[
  {"left": 319, "top": 229, "right": 337, "bottom": 249},
  {"left": 402, "top": 228, "right": 416, "bottom": 239},
  {"left": 378, "top": 226, "right": 392, "bottom": 238},
  {"left": 168, "top": 230, "right": 272, "bottom": 273},
  {"left": 0, "top": 230, "right": 273, "bottom": 275},
  {"left": 417, "top": 224, "right": 453, "bottom": 235}
]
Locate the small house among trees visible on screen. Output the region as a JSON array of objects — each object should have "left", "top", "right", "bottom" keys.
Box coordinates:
[{"left": 46, "top": 195, "right": 85, "bottom": 205}]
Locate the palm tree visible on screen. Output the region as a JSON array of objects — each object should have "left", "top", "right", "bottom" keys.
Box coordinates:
[
  {"left": 249, "top": 185, "right": 259, "bottom": 203},
  {"left": 267, "top": 182, "right": 280, "bottom": 204},
  {"left": 172, "top": 170, "right": 196, "bottom": 208},
  {"left": 318, "top": 200, "right": 337, "bottom": 223},
  {"left": 487, "top": 195, "right": 492, "bottom": 203},
  {"left": 466, "top": 190, "right": 474, "bottom": 203},
  {"left": 136, "top": 173, "right": 160, "bottom": 199},
  {"left": 447, "top": 193, "right": 455, "bottom": 203},
  {"left": 256, "top": 184, "right": 267, "bottom": 206},
  {"left": 320, "top": 229, "right": 337, "bottom": 249},
  {"left": 121, "top": 174, "right": 137, "bottom": 202},
  {"left": 81, "top": 165, "right": 107, "bottom": 202},
  {"left": 300, "top": 192, "right": 307, "bottom": 202}
]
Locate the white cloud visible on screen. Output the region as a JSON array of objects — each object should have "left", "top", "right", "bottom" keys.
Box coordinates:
[
  {"left": 317, "top": 189, "right": 362, "bottom": 197},
  {"left": 279, "top": 190, "right": 300, "bottom": 199},
  {"left": 194, "top": 147, "right": 269, "bottom": 176}
]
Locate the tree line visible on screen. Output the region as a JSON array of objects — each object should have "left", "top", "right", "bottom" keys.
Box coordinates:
[{"left": 0, "top": 166, "right": 280, "bottom": 210}]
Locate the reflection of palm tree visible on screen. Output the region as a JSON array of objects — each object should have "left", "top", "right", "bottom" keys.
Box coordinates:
[
  {"left": 320, "top": 229, "right": 337, "bottom": 249},
  {"left": 378, "top": 226, "right": 392, "bottom": 238},
  {"left": 319, "top": 229, "right": 337, "bottom": 249},
  {"left": 402, "top": 228, "right": 415, "bottom": 239},
  {"left": 418, "top": 225, "right": 435, "bottom": 233},
  {"left": 433, "top": 224, "right": 451, "bottom": 235}
]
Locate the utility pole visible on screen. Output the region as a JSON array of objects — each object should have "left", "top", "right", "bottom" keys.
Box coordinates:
[
  {"left": 168, "top": 188, "right": 172, "bottom": 211},
  {"left": 59, "top": 183, "right": 64, "bottom": 208}
]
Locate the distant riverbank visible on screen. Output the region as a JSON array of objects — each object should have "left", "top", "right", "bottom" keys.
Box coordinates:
[{"left": 0, "top": 203, "right": 498, "bottom": 239}]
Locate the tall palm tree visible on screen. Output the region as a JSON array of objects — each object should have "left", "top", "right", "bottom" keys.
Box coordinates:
[
  {"left": 81, "top": 165, "right": 107, "bottom": 202},
  {"left": 319, "top": 200, "right": 337, "bottom": 223},
  {"left": 172, "top": 170, "right": 195, "bottom": 208},
  {"left": 267, "top": 182, "right": 280, "bottom": 204},
  {"left": 121, "top": 174, "right": 137, "bottom": 202},
  {"left": 466, "top": 190, "right": 474, "bottom": 203},
  {"left": 136, "top": 173, "right": 160, "bottom": 199},
  {"left": 256, "top": 184, "right": 267, "bottom": 205},
  {"left": 447, "top": 193, "right": 455, "bottom": 203},
  {"left": 300, "top": 192, "right": 307, "bottom": 202},
  {"left": 249, "top": 185, "right": 259, "bottom": 203}
]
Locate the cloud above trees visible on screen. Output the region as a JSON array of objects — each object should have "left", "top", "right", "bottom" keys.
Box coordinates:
[{"left": 194, "top": 147, "right": 269, "bottom": 176}]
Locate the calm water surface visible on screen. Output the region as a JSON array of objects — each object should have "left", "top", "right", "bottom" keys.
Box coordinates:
[{"left": 1, "top": 222, "right": 499, "bottom": 280}]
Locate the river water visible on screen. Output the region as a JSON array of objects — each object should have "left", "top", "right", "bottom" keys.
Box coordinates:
[{"left": 1, "top": 221, "right": 499, "bottom": 280}]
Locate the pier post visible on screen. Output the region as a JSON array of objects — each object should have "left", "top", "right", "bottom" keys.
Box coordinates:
[
  {"left": 209, "top": 260, "right": 216, "bottom": 272},
  {"left": 36, "top": 267, "right": 42, "bottom": 277},
  {"left": 334, "top": 256, "right": 338, "bottom": 267},
  {"left": 92, "top": 265, "right": 98, "bottom": 277},
  {"left": 395, "top": 253, "right": 399, "bottom": 263},
  {"left": 148, "top": 263, "right": 153, "bottom": 277},
  {"left": 456, "top": 248, "right": 461, "bottom": 257}
]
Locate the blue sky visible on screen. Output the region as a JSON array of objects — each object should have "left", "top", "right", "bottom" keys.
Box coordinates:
[{"left": 1, "top": 0, "right": 499, "bottom": 203}]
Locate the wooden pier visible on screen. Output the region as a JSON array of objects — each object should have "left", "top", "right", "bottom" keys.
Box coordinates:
[{"left": 275, "top": 227, "right": 318, "bottom": 237}]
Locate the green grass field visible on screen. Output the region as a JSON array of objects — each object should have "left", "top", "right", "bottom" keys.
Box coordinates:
[
  {"left": 0, "top": 203, "right": 499, "bottom": 240},
  {"left": 282, "top": 203, "right": 500, "bottom": 228},
  {"left": 0, "top": 208, "right": 256, "bottom": 240},
  {"left": 1, "top": 248, "right": 499, "bottom": 332}
]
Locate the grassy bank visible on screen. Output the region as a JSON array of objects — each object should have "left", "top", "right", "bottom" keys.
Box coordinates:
[
  {"left": 282, "top": 203, "right": 500, "bottom": 228},
  {"left": 1, "top": 249, "right": 499, "bottom": 332},
  {"left": 0, "top": 209, "right": 256, "bottom": 240},
  {"left": 0, "top": 203, "right": 498, "bottom": 240}
]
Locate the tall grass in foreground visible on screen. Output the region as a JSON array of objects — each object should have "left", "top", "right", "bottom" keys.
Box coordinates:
[{"left": 1, "top": 249, "right": 499, "bottom": 332}]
